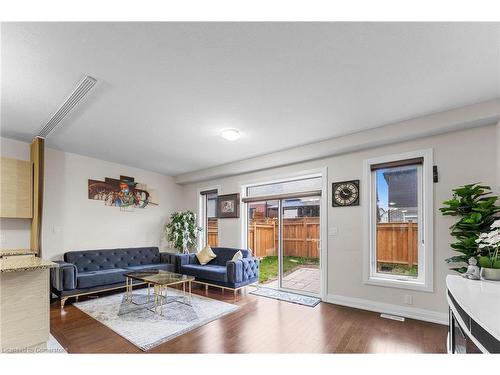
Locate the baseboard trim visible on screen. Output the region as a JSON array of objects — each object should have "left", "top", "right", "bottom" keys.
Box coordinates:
[{"left": 325, "top": 294, "right": 448, "bottom": 325}]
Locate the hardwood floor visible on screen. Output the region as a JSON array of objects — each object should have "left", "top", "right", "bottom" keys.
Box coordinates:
[{"left": 50, "top": 285, "right": 447, "bottom": 353}]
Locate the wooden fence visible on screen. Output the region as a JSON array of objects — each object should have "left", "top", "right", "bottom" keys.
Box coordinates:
[
  {"left": 246, "top": 218, "right": 320, "bottom": 258},
  {"left": 207, "top": 218, "right": 218, "bottom": 247},
  {"left": 208, "top": 219, "right": 418, "bottom": 265},
  {"left": 376, "top": 222, "right": 418, "bottom": 266}
]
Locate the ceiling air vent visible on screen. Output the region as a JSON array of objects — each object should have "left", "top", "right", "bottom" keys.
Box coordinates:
[{"left": 37, "top": 75, "right": 98, "bottom": 138}]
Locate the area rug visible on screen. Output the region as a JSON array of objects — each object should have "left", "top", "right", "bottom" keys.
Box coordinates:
[
  {"left": 73, "top": 287, "right": 238, "bottom": 351},
  {"left": 249, "top": 287, "right": 321, "bottom": 307}
]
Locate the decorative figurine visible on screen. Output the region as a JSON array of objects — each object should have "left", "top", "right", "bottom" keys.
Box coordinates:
[{"left": 462, "top": 257, "right": 481, "bottom": 280}]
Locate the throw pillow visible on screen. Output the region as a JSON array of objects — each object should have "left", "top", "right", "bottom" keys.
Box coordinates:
[
  {"left": 196, "top": 245, "right": 217, "bottom": 265},
  {"left": 232, "top": 250, "right": 243, "bottom": 261}
]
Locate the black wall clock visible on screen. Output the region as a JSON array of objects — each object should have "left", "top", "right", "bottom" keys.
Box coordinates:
[{"left": 332, "top": 180, "right": 360, "bottom": 207}]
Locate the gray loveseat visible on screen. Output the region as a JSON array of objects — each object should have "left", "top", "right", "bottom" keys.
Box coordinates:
[{"left": 51, "top": 246, "right": 176, "bottom": 307}]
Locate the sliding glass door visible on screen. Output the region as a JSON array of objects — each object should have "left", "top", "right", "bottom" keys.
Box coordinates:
[
  {"left": 245, "top": 178, "right": 322, "bottom": 296},
  {"left": 247, "top": 200, "right": 280, "bottom": 286},
  {"left": 281, "top": 196, "right": 320, "bottom": 294}
]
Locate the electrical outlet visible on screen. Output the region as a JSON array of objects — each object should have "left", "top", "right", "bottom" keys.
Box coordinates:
[{"left": 404, "top": 295, "right": 413, "bottom": 305}]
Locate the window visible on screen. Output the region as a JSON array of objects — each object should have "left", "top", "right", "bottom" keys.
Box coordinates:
[
  {"left": 246, "top": 176, "right": 322, "bottom": 197},
  {"left": 200, "top": 190, "right": 218, "bottom": 247},
  {"left": 364, "top": 150, "right": 433, "bottom": 292}
]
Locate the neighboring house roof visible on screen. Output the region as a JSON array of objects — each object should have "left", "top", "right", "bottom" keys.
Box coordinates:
[{"left": 383, "top": 167, "right": 418, "bottom": 208}]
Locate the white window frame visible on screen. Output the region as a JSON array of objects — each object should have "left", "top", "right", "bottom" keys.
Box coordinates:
[
  {"left": 363, "top": 149, "right": 434, "bottom": 292},
  {"left": 197, "top": 185, "right": 220, "bottom": 250}
]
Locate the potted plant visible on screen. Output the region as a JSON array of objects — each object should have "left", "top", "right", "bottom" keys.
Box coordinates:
[
  {"left": 476, "top": 219, "right": 500, "bottom": 280},
  {"left": 165, "top": 211, "right": 203, "bottom": 254},
  {"left": 440, "top": 183, "right": 499, "bottom": 273}
]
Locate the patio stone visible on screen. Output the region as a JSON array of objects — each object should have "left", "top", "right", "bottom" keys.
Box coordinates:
[{"left": 263, "top": 266, "right": 320, "bottom": 294}]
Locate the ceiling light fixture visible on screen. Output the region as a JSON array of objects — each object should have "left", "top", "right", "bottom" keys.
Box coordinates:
[
  {"left": 220, "top": 128, "right": 241, "bottom": 141},
  {"left": 37, "top": 75, "right": 98, "bottom": 139}
]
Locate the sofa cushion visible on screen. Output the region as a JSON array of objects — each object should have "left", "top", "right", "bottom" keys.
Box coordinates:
[
  {"left": 181, "top": 264, "right": 227, "bottom": 283},
  {"left": 77, "top": 268, "right": 128, "bottom": 289},
  {"left": 231, "top": 250, "right": 243, "bottom": 261},
  {"left": 196, "top": 245, "right": 217, "bottom": 265},
  {"left": 125, "top": 263, "right": 175, "bottom": 272}
]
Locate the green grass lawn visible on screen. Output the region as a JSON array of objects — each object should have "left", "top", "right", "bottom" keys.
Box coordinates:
[
  {"left": 259, "top": 255, "right": 319, "bottom": 283},
  {"left": 377, "top": 262, "right": 418, "bottom": 276}
]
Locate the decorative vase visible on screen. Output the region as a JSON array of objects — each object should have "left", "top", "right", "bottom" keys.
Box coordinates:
[{"left": 480, "top": 267, "right": 500, "bottom": 281}]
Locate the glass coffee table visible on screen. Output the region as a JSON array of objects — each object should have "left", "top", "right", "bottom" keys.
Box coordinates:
[{"left": 124, "top": 270, "right": 195, "bottom": 316}]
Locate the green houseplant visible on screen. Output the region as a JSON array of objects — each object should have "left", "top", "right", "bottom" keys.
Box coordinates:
[
  {"left": 440, "top": 183, "right": 499, "bottom": 273},
  {"left": 165, "top": 211, "right": 203, "bottom": 254},
  {"left": 476, "top": 219, "right": 500, "bottom": 280}
]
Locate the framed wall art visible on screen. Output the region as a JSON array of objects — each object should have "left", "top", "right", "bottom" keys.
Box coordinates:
[{"left": 217, "top": 193, "right": 240, "bottom": 218}]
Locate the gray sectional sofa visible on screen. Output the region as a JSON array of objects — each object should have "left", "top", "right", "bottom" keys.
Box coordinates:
[
  {"left": 51, "top": 246, "right": 260, "bottom": 307},
  {"left": 51, "top": 247, "right": 176, "bottom": 307}
]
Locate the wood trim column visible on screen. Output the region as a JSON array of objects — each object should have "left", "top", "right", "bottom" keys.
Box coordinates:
[{"left": 30, "top": 137, "right": 44, "bottom": 255}]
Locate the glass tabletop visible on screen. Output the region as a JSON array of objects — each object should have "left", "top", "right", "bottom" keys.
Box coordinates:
[{"left": 124, "top": 269, "right": 194, "bottom": 285}]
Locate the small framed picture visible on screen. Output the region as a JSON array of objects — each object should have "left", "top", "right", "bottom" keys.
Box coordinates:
[{"left": 217, "top": 193, "right": 240, "bottom": 218}]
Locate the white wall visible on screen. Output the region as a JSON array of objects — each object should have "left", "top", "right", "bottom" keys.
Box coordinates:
[
  {"left": 181, "top": 125, "right": 498, "bottom": 319},
  {"left": 0, "top": 137, "right": 184, "bottom": 260},
  {"left": 42, "top": 148, "right": 184, "bottom": 260},
  {"left": 0, "top": 138, "right": 32, "bottom": 249}
]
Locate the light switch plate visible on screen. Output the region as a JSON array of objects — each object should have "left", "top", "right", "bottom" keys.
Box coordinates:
[{"left": 328, "top": 227, "right": 338, "bottom": 236}]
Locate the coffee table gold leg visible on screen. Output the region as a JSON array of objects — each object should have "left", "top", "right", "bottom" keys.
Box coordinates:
[
  {"left": 159, "top": 285, "right": 163, "bottom": 315},
  {"left": 155, "top": 285, "right": 162, "bottom": 316},
  {"left": 154, "top": 285, "right": 159, "bottom": 314},
  {"left": 152, "top": 285, "right": 155, "bottom": 313},
  {"left": 158, "top": 285, "right": 161, "bottom": 314},
  {"left": 189, "top": 281, "right": 192, "bottom": 305},
  {"left": 161, "top": 285, "right": 166, "bottom": 316},
  {"left": 125, "top": 277, "right": 130, "bottom": 302}
]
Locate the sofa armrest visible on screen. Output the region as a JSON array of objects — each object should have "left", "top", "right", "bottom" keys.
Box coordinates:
[
  {"left": 51, "top": 261, "right": 77, "bottom": 291},
  {"left": 227, "top": 257, "right": 259, "bottom": 284},
  {"left": 172, "top": 253, "right": 197, "bottom": 272},
  {"left": 226, "top": 260, "right": 243, "bottom": 283}
]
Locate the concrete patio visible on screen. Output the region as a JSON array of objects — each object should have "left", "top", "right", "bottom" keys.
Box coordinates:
[{"left": 264, "top": 266, "right": 320, "bottom": 294}]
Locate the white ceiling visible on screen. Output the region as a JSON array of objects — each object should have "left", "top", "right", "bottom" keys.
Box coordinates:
[{"left": 1, "top": 22, "right": 499, "bottom": 176}]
